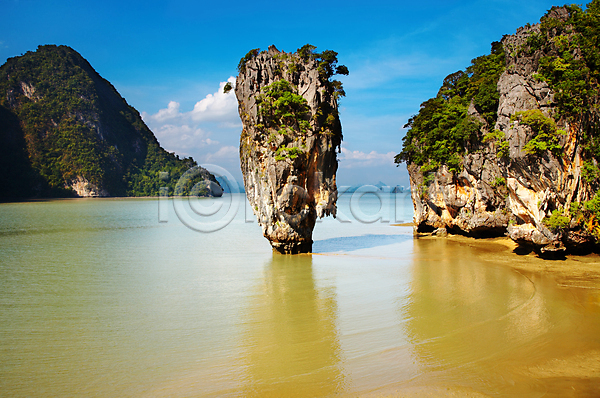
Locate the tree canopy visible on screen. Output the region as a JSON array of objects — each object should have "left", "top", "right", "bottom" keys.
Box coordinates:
[{"left": 395, "top": 41, "right": 505, "bottom": 173}]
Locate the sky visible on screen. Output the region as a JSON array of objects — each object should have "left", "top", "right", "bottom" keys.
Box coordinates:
[{"left": 1, "top": 0, "right": 568, "bottom": 188}]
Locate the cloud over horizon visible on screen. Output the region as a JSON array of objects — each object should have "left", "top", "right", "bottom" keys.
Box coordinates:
[
  {"left": 142, "top": 77, "right": 241, "bottom": 165},
  {"left": 338, "top": 147, "right": 396, "bottom": 168}
]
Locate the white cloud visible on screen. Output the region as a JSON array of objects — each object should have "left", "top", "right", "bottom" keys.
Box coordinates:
[
  {"left": 152, "top": 101, "right": 181, "bottom": 122},
  {"left": 190, "top": 79, "right": 238, "bottom": 122},
  {"left": 338, "top": 147, "right": 396, "bottom": 169},
  {"left": 141, "top": 77, "right": 241, "bottom": 162},
  {"left": 204, "top": 146, "right": 238, "bottom": 163},
  {"left": 151, "top": 123, "right": 218, "bottom": 149},
  {"left": 143, "top": 77, "right": 239, "bottom": 126}
]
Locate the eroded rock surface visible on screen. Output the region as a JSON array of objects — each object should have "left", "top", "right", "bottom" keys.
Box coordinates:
[
  {"left": 235, "top": 45, "right": 345, "bottom": 253},
  {"left": 406, "top": 8, "right": 599, "bottom": 255}
]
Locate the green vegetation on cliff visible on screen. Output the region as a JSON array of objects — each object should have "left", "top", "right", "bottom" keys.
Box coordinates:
[
  {"left": 395, "top": 42, "right": 505, "bottom": 173},
  {"left": 511, "top": 110, "right": 565, "bottom": 156},
  {"left": 240, "top": 45, "right": 348, "bottom": 163},
  {"left": 257, "top": 80, "right": 311, "bottom": 135},
  {"left": 396, "top": 1, "right": 600, "bottom": 175},
  {"left": 0, "top": 45, "right": 217, "bottom": 198},
  {"left": 544, "top": 192, "right": 600, "bottom": 241},
  {"left": 238, "top": 44, "right": 348, "bottom": 100},
  {"left": 526, "top": 2, "right": 600, "bottom": 164}
]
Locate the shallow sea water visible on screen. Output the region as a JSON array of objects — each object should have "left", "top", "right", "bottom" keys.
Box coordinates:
[{"left": 0, "top": 192, "right": 599, "bottom": 397}]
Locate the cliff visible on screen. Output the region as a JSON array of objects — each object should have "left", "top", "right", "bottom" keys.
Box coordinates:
[
  {"left": 397, "top": 4, "right": 600, "bottom": 256},
  {"left": 0, "top": 45, "right": 220, "bottom": 198},
  {"left": 234, "top": 45, "right": 347, "bottom": 253}
]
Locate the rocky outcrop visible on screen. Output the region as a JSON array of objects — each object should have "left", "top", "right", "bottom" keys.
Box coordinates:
[
  {"left": 69, "top": 177, "right": 110, "bottom": 197},
  {"left": 408, "top": 147, "right": 510, "bottom": 238},
  {"left": 235, "top": 45, "right": 344, "bottom": 253},
  {"left": 406, "top": 7, "right": 599, "bottom": 255}
]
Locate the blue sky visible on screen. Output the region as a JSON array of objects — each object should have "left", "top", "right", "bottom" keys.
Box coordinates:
[{"left": 1, "top": 0, "right": 566, "bottom": 187}]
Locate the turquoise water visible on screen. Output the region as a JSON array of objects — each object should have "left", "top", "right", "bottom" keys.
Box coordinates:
[{"left": 1, "top": 193, "right": 599, "bottom": 397}]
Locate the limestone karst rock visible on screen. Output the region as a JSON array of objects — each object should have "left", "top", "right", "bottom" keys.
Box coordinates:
[
  {"left": 0, "top": 45, "right": 221, "bottom": 198},
  {"left": 399, "top": 6, "right": 600, "bottom": 255},
  {"left": 234, "top": 45, "right": 346, "bottom": 253}
]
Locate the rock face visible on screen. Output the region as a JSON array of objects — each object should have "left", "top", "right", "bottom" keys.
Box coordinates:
[
  {"left": 235, "top": 45, "right": 344, "bottom": 253},
  {"left": 69, "top": 176, "right": 110, "bottom": 197},
  {"left": 405, "top": 7, "right": 599, "bottom": 255}
]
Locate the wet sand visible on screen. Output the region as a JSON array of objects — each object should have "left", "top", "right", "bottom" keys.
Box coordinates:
[
  {"left": 392, "top": 219, "right": 600, "bottom": 286},
  {"left": 374, "top": 232, "right": 600, "bottom": 398},
  {"left": 417, "top": 233, "right": 600, "bottom": 287}
]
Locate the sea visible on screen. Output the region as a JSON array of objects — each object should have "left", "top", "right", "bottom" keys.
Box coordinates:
[{"left": 1, "top": 191, "right": 599, "bottom": 397}]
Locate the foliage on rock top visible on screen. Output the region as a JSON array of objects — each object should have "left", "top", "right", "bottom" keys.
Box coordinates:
[
  {"left": 240, "top": 45, "right": 347, "bottom": 154},
  {"left": 239, "top": 44, "right": 348, "bottom": 101},
  {"left": 256, "top": 79, "right": 311, "bottom": 134},
  {"left": 237, "top": 48, "right": 260, "bottom": 73}
]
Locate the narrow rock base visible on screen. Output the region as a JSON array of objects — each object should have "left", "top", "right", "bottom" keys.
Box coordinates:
[{"left": 272, "top": 240, "right": 313, "bottom": 255}]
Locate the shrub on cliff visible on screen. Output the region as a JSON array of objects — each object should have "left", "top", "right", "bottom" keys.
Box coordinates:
[
  {"left": 530, "top": 2, "right": 600, "bottom": 160},
  {"left": 544, "top": 192, "right": 600, "bottom": 241},
  {"left": 510, "top": 110, "right": 565, "bottom": 156},
  {"left": 256, "top": 80, "right": 311, "bottom": 134}
]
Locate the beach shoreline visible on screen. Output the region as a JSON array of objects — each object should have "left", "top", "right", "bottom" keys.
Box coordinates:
[
  {"left": 392, "top": 222, "right": 600, "bottom": 284},
  {"left": 415, "top": 233, "right": 600, "bottom": 287}
]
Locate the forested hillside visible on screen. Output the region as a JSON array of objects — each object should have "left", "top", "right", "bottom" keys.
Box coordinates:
[{"left": 0, "top": 45, "right": 219, "bottom": 198}]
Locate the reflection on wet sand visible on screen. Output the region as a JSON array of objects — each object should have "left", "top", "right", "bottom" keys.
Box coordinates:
[
  {"left": 239, "top": 254, "right": 346, "bottom": 397},
  {"left": 2, "top": 199, "right": 599, "bottom": 397},
  {"left": 395, "top": 238, "right": 600, "bottom": 397}
]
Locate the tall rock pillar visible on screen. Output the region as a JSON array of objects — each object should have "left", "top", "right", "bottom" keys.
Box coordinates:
[{"left": 234, "top": 45, "right": 347, "bottom": 253}]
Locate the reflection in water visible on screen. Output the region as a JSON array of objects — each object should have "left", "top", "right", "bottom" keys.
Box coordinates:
[
  {"left": 399, "top": 238, "right": 600, "bottom": 397},
  {"left": 240, "top": 254, "right": 345, "bottom": 397},
  {"left": 2, "top": 200, "right": 600, "bottom": 397}
]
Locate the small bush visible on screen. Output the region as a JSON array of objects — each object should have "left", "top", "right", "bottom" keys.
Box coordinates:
[
  {"left": 492, "top": 177, "right": 506, "bottom": 188},
  {"left": 482, "top": 129, "right": 505, "bottom": 143},
  {"left": 274, "top": 146, "right": 303, "bottom": 161},
  {"left": 238, "top": 48, "right": 260, "bottom": 73},
  {"left": 511, "top": 110, "right": 565, "bottom": 156},
  {"left": 543, "top": 209, "right": 571, "bottom": 231},
  {"left": 497, "top": 140, "right": 510, "bottom": 159},
  {"left": 582, "top": 161, "right": 600, "bottom": 184}
]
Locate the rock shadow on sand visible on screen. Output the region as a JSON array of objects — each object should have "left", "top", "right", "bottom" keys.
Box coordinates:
[{"left": 313, "top": 234, "right": 411, "bottom": 253}]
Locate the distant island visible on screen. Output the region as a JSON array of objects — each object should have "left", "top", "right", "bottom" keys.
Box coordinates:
[
  {"left": 396, "top": 4, "right": 600, "bottom": 256},
  {"left": 0, "top": 45, "right": 220, "bottom": 199}
]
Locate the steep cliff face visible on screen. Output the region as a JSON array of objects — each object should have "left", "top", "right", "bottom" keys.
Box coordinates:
[
  {"left": 407, "top": 148, "right": 510, "bottom": 238},
  {"left": 235, "top": 45, "right": 346, "bottom": 253},
  {"left": 497, "top": 9, "right": 593, "bottom": 253},
  {"left": 401, "top": 5, "right": 600, "bottom": 255},
  {"left": 0, "top": 45, "right": 220, "bottom": 198}
]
